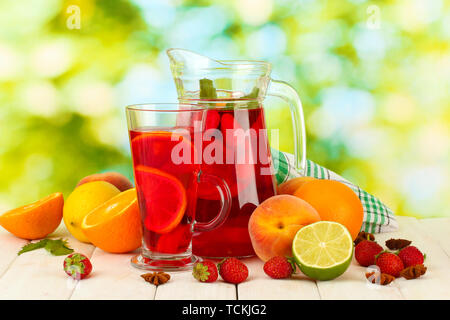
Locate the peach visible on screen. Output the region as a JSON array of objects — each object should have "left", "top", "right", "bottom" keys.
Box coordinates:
[
  {"left": 77, "top": 172, "right": 133, "bottom": 192},
  {"left": 277, "top": 177, "right": 316, "bottom": 195},
  {"left": 248, "top": 195, "right": 321, "bottom": 262}
]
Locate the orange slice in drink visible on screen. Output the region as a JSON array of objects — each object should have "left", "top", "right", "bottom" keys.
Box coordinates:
[
  {"left": 131, "top": 131, "right": 197, "bottom": 174},
  {"left": 135, "top": 165, "right": 187, "bottom": 234},
  {"left": 0, "top": 192, "right": 64, "bottom": 240},
  {"left": 81, "top": 188, "right": 142, "bottom": 253}
]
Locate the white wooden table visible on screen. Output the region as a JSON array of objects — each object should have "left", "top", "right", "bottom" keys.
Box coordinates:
[{"left": 0, "top": 216, "right": 449, "bottom": 300}]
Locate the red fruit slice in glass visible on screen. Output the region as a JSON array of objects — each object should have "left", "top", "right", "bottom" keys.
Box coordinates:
[
  {"left": 221, "top": 113, "right": 243, "bottom": 148},
  {"left": 205, "top": 110, "right": 221, "bottom": 130},
  {"left": 135, "top": 165, "right": 187, "bottom": 234},
  {"left": 155, "top": 224, "right": 192, "bottom": 254},
  {"left": 198, "top": 142, "right": 254, "bottom": 200},
  {"left": 221, "top": 112, "right": 257, "bottom": 163},
  {"left": 197, "top": 113, "right": 256, "bottom": 200},
  {"left": 131, "top": 131, "right": 197, "bottom": 174}
]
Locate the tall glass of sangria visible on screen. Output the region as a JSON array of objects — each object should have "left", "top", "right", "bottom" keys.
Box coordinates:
[{"left": 126, "top": 103, "right": 231, "bottom": 271}]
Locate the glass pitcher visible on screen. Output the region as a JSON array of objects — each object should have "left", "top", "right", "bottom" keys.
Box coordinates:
[{"left": 167, "top": 48, "right": 307, "bottom": 258}]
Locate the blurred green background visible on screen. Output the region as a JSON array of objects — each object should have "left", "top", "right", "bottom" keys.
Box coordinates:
[{"left": 0, "top": 0, "right": 448, "bottom": 218}]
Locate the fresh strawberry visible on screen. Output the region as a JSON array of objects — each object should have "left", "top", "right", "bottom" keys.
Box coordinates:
[
  {"left": 218, "top": 257, "right": 248, "bottom": 284},
  {"left": 205, "top": 110, "right": 220, "bottom": 130},
  {"left": 398, "top": 246, "right": 425, "bottom": 267},
  {"left": 263, "top": 256, "right": 296, "bottom": 279},
  {"left": 355, "top": 240, "right": 383, "bottom": 267},
  {"left": 63, "top": 253, "right": 92, "bottom": 280},
  {"left": 375, "top": 252, "right": 404, "bottom": 277},
  {"left": 192, "top": 260, "right": 218, "bottom": 283}
]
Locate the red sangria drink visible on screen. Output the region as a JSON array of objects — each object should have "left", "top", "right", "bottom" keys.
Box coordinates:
[
  {"left": 130, "top": 130, "right": 198, "bottom": 255},
  {"left": 193, "top": 103, "right": 277, "bottom": 258},
  {"left": 127, "top": 104, "right": 231, "bottom": 271}
]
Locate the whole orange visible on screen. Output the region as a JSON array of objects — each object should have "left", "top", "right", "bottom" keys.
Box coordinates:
[
  {"left": 277, "top": 177, "right": 316, "bottom": 195},
  {"left": 293, "top": 180, "right": 363, "bottom": 240}
]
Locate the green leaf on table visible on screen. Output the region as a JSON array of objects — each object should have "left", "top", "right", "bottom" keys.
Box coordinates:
[
  {"left": 44, "top": 239, "right": 74, "bottom": 256},
  {"left": 18, "top": 239, "right": 49, "bottom": 255},
  {"left": 17, "top": 238, "right": 73, "bottom": 256}
]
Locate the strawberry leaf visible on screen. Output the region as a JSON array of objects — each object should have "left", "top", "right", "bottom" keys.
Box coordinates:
[
  {"left": 192, "top": 263, "right": 210, "bottom": 282},
  {"left": 286, "top": 257, "right": 298, "bottom": 273},
  {"left": 64, "top": 253, "right": 87, "bottom": 279}
]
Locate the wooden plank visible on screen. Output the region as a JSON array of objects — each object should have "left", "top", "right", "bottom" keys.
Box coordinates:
[
  {"left": 306, "top": 219, "right": 413, "bottom": 300},
  {"left": 0, "top": 223, "right": 95, "bottom": 300},
  {"left": 416, "top": 218, "right": 450, "bottom": 257},
  {"left": 238, "top": 258, "right": 321, "bottom": 300},
  {"left": 70, "top": 248, "right": 155, "bottom": 300},
  {"left": 387, "top": 216, "right": 450, "bottom": 300},
  {"left": 316, "top": 261, "right": 404, "bottom": 300},
  {"left": 0, "top": 229, "right": 28, "bottom": 277},
  {"left": 155, "top": 263, "right": 236, "bottom": 300},
  {"left": 1, "top": 217, "right": 449, "bottom": 300},
  {"left": 316, "top": 217, "right": 450, "bottom": 300}
]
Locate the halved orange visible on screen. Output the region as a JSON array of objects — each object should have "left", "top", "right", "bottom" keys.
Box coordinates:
[
  {"left": 0, "top": 192, "right": 64, "bottom": 240},
  {"left": 135, "top": 165, "right": 187, "bottom": 234},
  {"left": 81, "top": 188, "right": 142, "bottom": 253}
]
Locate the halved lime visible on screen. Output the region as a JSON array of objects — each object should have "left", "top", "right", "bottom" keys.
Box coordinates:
[{"left": 292, "top": 221, "right": 353, "bottom": 281}]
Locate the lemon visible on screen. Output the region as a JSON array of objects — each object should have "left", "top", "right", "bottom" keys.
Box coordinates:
[
  {"left": 292, "top": 221, "right": 353, "bottom": 281},
  {"left": 63, "top": 181, "right": 120, "bottom": 243}
]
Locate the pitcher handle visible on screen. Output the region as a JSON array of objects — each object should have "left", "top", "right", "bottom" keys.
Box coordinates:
[
  {"left": 194, "top": 172, "right": 232, "bottom": 233},
  {"left": 267, "top": 79, "right": 307, "bottom": 176}
]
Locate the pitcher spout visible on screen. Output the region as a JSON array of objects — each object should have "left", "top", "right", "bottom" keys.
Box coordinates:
[
  {"left": 166, "top": 48, "right": 271, "bottom": 100},
  {"left": 167, "top": 48, "right": 220, "bottom": 73}
]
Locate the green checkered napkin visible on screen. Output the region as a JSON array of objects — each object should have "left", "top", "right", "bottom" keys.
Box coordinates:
[{"left": 272, "top": 149, "right": 398, "bottom": 234}]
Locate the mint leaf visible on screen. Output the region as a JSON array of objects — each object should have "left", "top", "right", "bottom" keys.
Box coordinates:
[
  {"left": 242, "top": 87, "right": 260, "bottom": 100},
  {"left": 45, "top": 239, "right": 73, "bottom": 256},
  {"left": 199, "top": 78, "right": 260, "bottom": 109},
  {"left": 199, "top": 78, "right": 217, "bottom": 99},
  {"left": 241, "top": 87, "right": 260, "bottom": 108},
  {"left": 17, "top": 238, "right": 73, "bottom": 256},
  {"left": 18, "top": 239, "right": 49, "bottom": 255}
]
